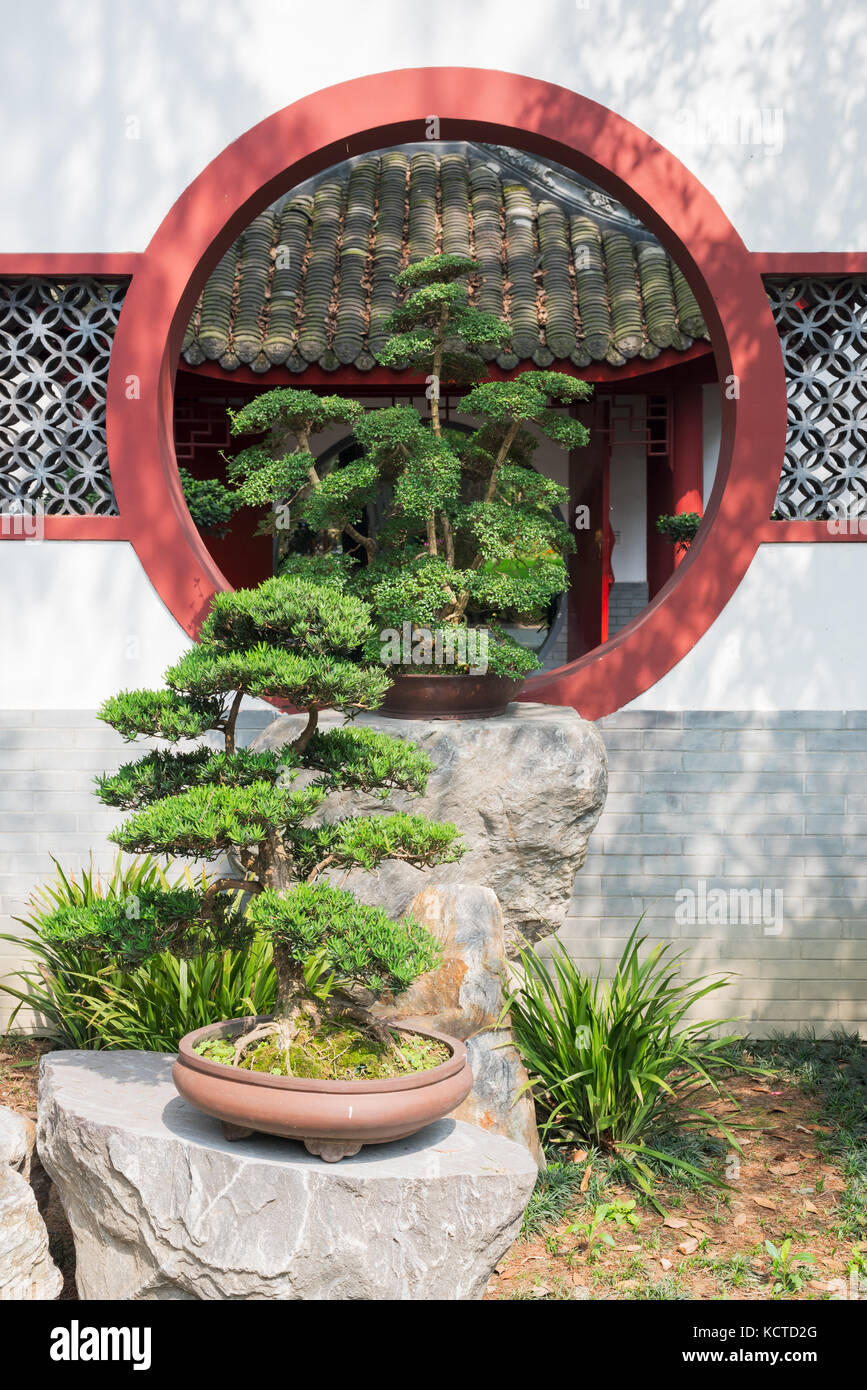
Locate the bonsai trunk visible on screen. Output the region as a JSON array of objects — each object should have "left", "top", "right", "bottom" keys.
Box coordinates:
[{"left": 234, "top": 833, "right": 402, "bottom": 1064}]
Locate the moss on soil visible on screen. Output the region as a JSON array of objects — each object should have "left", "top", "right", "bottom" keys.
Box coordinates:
[{"left": 195, "top": 1021, "right": 450, "bottom": 1081}]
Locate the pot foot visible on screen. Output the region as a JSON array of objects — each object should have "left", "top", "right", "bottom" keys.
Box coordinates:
[
  {"left": 221, "top": 1121, "right": 255, "bottom": 1141},
  {"left": 303, "top": 1138, "right": 363, "bottom": 1162}
]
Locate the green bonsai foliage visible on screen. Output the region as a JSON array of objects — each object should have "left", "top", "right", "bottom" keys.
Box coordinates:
[
  {"left": 656, "top": 511, "right": 702, "bottom": 553},
  {"left": 226, "top": 392, "right": 364, "bottom": 567},
  {"left": 40, "top": 574, "right": 464, "bottom": 1060},
  {"left": 178, "top": 469, "right": 240, "bottom": 538},
  {"left": 189, "top": 254, "right": 592, "bottom": 678}
]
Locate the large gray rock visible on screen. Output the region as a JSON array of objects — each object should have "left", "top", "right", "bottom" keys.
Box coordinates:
[
  {"left": 0, "top": 1105, "right": 33, "bottom": 1173},
  {"left": 0, "top": 1103, "right": 51, "bottom": 1213},
  {"left": 38, "top": 1051, "right": 537, "bottom": 1301},
  {"left": 374, "top": 884, "right": 544, "bottom": 1167},
  {"left": 253, "top": 702, "right": 607, "bottom": 953},
  {"left": 0, "top": 1166, "right": 62, "bottom": 1300}
]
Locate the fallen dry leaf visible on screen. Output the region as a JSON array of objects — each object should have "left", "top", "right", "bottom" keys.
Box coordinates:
[
  {"left": 571, "top": 1148, "right": 588, "bottom": 1163},
  {"left": 733, "top": 1213, "right": 748, "bottom": 1227},
  {"left": 753, "top": 1196, "right": 777, "bottom": 1210},
  {"left": 803, "top": 1200, "right": 819, "bottom": 1214},
  {"left": 769, "top": 1161, "right": 801, "bottom": 1177},
  {"left": 663, "top": 1216, "right": 691, "bottom": 1230},
  {"left": 580, "top": 1164, "right": 592, "bottom": 1193},
  {"left": 678, "top": 1236, "right": 699, "bottom": 1255},
  {"left": 624, "top": 1244, "right": 641, "bottom": 1253},
  {"left": 660, "top": 1258, "right": 673, "bottom": 1271}
]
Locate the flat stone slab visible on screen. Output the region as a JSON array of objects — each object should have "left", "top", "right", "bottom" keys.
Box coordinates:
[{"left": 38, "top": 1052, "right": 537, "bottom": 1301}]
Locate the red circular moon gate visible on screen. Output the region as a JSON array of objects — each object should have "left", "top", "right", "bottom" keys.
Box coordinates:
[{"left": 104, "top": 67, "right": 786, "bottom": 719}]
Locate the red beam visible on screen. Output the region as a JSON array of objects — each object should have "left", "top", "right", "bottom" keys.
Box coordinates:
[
  {"left": 752, "top": 252, "right": 867, "bottom": 274},
  {"left": 0, "top": 516, "right": 130, "bottom": 540},
  {"left": 0, "top": 254, "right": 138, "bottom": 277}
]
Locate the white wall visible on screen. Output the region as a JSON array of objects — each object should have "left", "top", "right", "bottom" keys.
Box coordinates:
[
  {"left": 0, "top": 542, "right": 190, "bottom": 708},
  {"left": 627, "top": 543, "right": 867, "bottom": 710},
  {"left": 0, "top": 0, "right": 863, "bottom": 254}
]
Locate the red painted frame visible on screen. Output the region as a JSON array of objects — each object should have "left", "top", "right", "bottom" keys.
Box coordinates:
[{"left": 2, "top": 69, "right": 865, "bottom": 717}]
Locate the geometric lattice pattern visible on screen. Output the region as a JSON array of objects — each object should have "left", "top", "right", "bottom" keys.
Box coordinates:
[
  {"left": 0, "top": 279, "right": 127, "bottom": 515},
  {"left": 767, "top": 277, "right": 867, "bottom": 519}
]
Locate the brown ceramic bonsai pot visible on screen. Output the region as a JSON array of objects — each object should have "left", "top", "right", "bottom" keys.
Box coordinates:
[
  {"left": 173, "top": 1015, "right": 473, "bottom": 1162},
  {"left": 379, "top": 671, "right": 524, "bottom": 720}
]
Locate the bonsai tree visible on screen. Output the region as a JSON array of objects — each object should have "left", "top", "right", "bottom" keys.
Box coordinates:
[
  {"left": 38, "top": 574, "right": 463, "bottom": 1064},
  {"left": 186, "top": 254, "right": 594, "bottom": 678}
]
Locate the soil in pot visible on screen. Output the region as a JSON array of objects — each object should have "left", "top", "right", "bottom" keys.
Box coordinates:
[{"left": 195, "top": 1020, "right": 450, "bottom": 1082}]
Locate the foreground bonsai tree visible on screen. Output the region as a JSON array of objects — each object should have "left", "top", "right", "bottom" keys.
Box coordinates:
[
  {"left": 185, "top": 254, "right": 593, "bottom": 678},
  {"left": 40, "top": 575, "right": 463, "bottom": 1064}
]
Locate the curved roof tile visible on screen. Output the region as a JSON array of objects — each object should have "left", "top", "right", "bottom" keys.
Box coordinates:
[{"left": 183, "top": 152, "right": 708, "bottom": 375}]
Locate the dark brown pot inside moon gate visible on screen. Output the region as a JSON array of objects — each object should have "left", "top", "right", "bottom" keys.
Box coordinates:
[
  {"left": 173, "top": 1015, "right": 473, "bottom": 1162},
  {"left": 378, "top": 671, "right": 524, "bottom": 720}
]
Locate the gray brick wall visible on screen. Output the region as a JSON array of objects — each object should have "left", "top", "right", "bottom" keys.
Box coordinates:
[
  {"left": 3, "top": 707, "right": 863, "bottom": 1038},
  {"left": 560, "top": 711, "right": 867, "bottom": 1037},
  {"left": 608, "top": 581, "right": 649, "bottom": 636}
]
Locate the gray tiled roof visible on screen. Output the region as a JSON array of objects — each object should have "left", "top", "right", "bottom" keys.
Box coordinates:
[{"left": 182, "top": 151, "right": 708, "bottom": 375}]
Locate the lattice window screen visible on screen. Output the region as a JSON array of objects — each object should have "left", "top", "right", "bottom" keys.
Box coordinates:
[
  {"left": 0, "top": 278, "right": 127, "bottom": 515},
  {"left": 767, "top": 277, "right": 867, "bottom": 519}
]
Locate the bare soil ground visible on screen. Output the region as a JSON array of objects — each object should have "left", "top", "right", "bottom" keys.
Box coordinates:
[{"left": 486, "top": 1041, "right": 866, "bottom": 1301}]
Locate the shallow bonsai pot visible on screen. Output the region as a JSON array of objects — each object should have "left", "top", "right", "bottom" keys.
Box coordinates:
[
  {"left": 173, "top": 1014, "right": 473, "bottom": 1161},
  {"left": 379, "top": 671, "right": 524, "bottom": 719}
]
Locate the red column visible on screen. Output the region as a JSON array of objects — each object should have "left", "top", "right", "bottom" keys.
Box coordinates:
[{"left": 670, "top": 383, "right": 704, "bottom": 567}]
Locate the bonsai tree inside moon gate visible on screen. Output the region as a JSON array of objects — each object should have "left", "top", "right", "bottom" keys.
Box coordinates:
[{"left": 185, "top": 254, "right": 593, "bottom": 705}]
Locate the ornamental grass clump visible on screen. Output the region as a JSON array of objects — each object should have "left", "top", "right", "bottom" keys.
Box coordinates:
[
  {"left": 186, "top": 253, "right": 593, "bottom": 678},
  {"left": 0, "top": 854, "right": 276, "bottom": 1050},
  {"left": 506, "top": 927, "right": 764, "bottom": 1202},
  {"left": 36, "top": 574, "right": 463, "bottom": 1069}
]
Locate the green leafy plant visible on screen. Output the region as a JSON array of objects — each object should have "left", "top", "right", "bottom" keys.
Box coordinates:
[
  {"left": 564, "top": 1199, "right": 641, "bottom": 1259},
  {"left": 1, "top": 854, "right": 276, "bottom": 1049},
  {"left": 192, "top": 254, "right": 592, "bottom": 679},
  {"left": 764, "top": 1237, "right": 816, "bottom": 1295},
  {"left": 504, "top": 926, "right": 763, "bottom": 1204},
  {"left": 34, "top": 575, "right": 462, "bottom": 1068},
  {"left": 178, "top": 469, "right": 240, "bottom": 537},
  {"left": 655, "top": 511, "right": 702, "bottom": 553}
]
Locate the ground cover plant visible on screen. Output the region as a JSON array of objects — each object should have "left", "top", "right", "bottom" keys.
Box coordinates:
[
  {"left": 0, "top": 854, "right": 277, "bottom": 1050},
  {"left": 184, "top": 253, "right": 593, "bottom": 677},
  {"left": 24, "top": 574, "right": 463, "bottom": 1076},
  {"left": 485, "top": 1031, "right": 867, "bottom": 1301}
]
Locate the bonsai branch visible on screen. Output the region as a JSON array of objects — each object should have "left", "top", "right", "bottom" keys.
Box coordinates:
[{"left": 203, "top": 876, "right": 261, "bottom": 903}]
